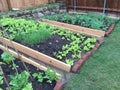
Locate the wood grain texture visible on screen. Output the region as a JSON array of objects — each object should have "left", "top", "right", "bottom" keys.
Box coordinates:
[
  {"left": 0, "top": 0, "right": 9, "bottom": 11},
  {"left": 0, "top": 0, "right": 55, "bottom": 11}
]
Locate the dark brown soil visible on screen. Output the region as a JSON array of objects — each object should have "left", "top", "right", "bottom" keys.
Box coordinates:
[
  {"left": 15, "top": 34, "right": 95, "bottom": 63},
  {"left": 0, "top": 50, "right": 56, "bottom": 90},
  {"left": 16, "top": 35, "right": 70, "bottom": 62},
  {"left": 30, "top": 35, "right": 70, "bottom": 56}
]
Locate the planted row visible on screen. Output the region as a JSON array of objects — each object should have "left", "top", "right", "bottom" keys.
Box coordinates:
[
  {"left": 44, "top": 13, "right": 117, "bottom": 31},
  {"left": 0, "top": 18, "right": 55, "bottom": 45},
  {"left": 52, "top": 28, "right": 97, "bottom": 66}
]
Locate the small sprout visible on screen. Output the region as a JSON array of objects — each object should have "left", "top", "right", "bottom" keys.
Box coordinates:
[
  {"left": 57, "top": 55, "right": 62, "bottom": 60},
  {"left": 44, "top": 67, "right": 61, "bottom": 83},
  {"left": 53, "top": 52, "right": 57, "bottom": 56},
  {"left": 83, "top": 46, "right": 90, "bottom": 51},
  {"left": 0, "top": 61, "right": 5, "bottom": 65},
  {"left": 12, "top": 64, "right": 19, "bottom": 70},
  {"left": 22, "top": 83, "right": 33, "bottom": 90},
  {"left": 32, "top": 72, "right": 44, "bottom": 83},
  {"left": 65, "top": 59, "right": 74, "bottom": 66}
]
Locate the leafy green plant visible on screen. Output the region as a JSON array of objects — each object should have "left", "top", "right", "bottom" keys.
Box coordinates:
[
  {"left": 53, "top": 28, "right": 84, "bottom": 60},
  {"left": 8, "top": 71, "right": 32, "bottom": 90},
  {"left": 0, "top": 88, "right": 3, "bottom": 90},
  {"left": 65, "top": 59, "right": 74, "bottom": 66},
  {"left": 83, "top": 38, "right": 97, "bottom": 51},
  {"left": 22, "top": 83, "right": 33, "bottom": 90},
  {"left": 1, "top": 52, "right": 15, "bottom": 64},
  {"left": 32, "top": 67, "right": 61, "bottom": 84},
  {"left": 83, "top": 46, "right": 90, "bottom": 51},
  {"left": 15, "top": 29, "right": 51, "bottom": 45},
  {"left": 0, "top": 18, "right": 54, "bottom": 45},
  {"left": 44, "top": 68, "right": 60, "bottom": 83},
  {"left": 52, "top": 26, "right": 97, "bottom": 63},
  {"left": 43, "top": 13, "right": 117, "bottom": 31},
  {"left": 32, "top": 72, "right": 44, "bottom": 83}
]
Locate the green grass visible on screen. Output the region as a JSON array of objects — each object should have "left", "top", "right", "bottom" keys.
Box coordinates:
[{"left": 63, "top": 20, "right": 120, "bottom": 90}]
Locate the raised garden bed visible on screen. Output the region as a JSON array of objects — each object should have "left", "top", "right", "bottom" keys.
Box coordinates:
[
  {"left": 42, "top": 19, "right": 105, "bottom": 38},
  {"left": 43, "top": 13, "right": 117, "bottom": 35},
  {"left": 0, "top": 49, "right": 61, "bottom": 90},
  {"left": 0, "top": 17, "right": 103, "bottom": 73}
]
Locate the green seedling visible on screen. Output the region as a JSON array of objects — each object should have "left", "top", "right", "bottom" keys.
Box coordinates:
[
  {"left": 1, "top": 52, "right": 15, "bottom": 64},
  {"left": 22, "top": 83, "right": 33, "bottom": 90},
  {"left": 0, "top": 61, "right": 5, "bottom": 65},
  {"left": 32, "top": 72, "right": 44, "bottom": 83},
  {"left": 44, "top": 67, "right": 61, "bottom": 83},
  {"left": 65, "top": 59, "right": 74, "bottom": 66},
  {"left": 12, "top": 63, "right": 19, "bottom": 70}
]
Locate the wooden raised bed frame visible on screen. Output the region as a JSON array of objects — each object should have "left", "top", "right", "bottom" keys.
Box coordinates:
[
  {"left": 0, "top": 44, "right": 47, "bottom": 71},
  {"left": 0, "top": 37, "right": 71, "bottom": 72},
  {"left": 42, "top": 19, "right": 105, "bottom": 38},
  {"left": 0, "top": 44, "right": 64, "bottom": 90},
  {"left": 0, "top": 44, "right": 61, "bottom": 76},
  {"left": 0, "top": 20, "right": 105, "bottom": 72}
]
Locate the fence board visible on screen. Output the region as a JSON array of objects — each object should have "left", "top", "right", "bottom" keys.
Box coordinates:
[
  {"left": 0, "top": 0, "right": 55, "bottom": 11},
  {"left": 66, "top": 0, "right": 120, "bottom": 13},
  {"left": 8, "top": 0, "right": 25, "bottom": 9},
  {"left": 35, "top": 0, "right": 48, "bottom": 6},
  {"left": 0, "top": 0, "right": 9, "bottom": 11},
  {"left": 24, "top": 0, "right": 35, "bottom": 8}
]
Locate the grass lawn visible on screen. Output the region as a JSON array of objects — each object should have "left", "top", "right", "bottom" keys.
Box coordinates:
[{"left": 63, "top": 20, "right": 120, "bottom": 90}]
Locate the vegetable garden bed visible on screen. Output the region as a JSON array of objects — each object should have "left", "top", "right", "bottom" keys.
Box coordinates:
[
  {"left": 42, "top": 19, "right": 105, "bottom": 38},
  {"left": 0, "top": 49, "right": 61, "bottom": 90},
  {"left": 43, "top": 13, "right": 117, "bottom": 35},
  {"left": 0, "top": 17, "right": 103, "bottom": 73}
]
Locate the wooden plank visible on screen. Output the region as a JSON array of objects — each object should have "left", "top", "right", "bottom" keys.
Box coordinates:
[
  {"left": 8, "top": 0, "right": 25, "bottom": 9},
  {"left": 24, "top": 0, "right": 35, "bottom": 8},
  {"left": 0, "top": 0, "right": 55, "bottom": 11},
  {"left": 0, "top": 0, "right": 9, "bottom": 11},
  {"left": 0, "top": 37, "right": 71, "bottom": 72},
  {"left": 74, "top": 6, "right": 120, "bottom": 12},
  {"left": 35, "top": 0, "right": 48, "bottom": 6},
  {"left": 7, "top": 0, "right": 54, "bottom": 10},
  {"left": 0, "top": 44, "right": 60, "bottom": 76},
  {"left": 42, "top": 19, "right": 105, "bottom": 38}
]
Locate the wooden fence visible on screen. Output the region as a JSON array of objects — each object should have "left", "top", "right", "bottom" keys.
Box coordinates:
[
  {"left": 66, "top": 0, "right": 120, "bottom": 13},
  {"left": 0, "top": 0, "right": 9, "bottom": 11},
  {"left": 0, "top": 0, "right": 55, "bottom": 11}
]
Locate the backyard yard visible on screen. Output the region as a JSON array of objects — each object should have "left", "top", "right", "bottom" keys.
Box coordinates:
[
  {"left": 0, "top": 0, "right": 120, "bottom": 90},
  {"left": 63, "top": 20, "right": 120, "bottom": 90}
]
